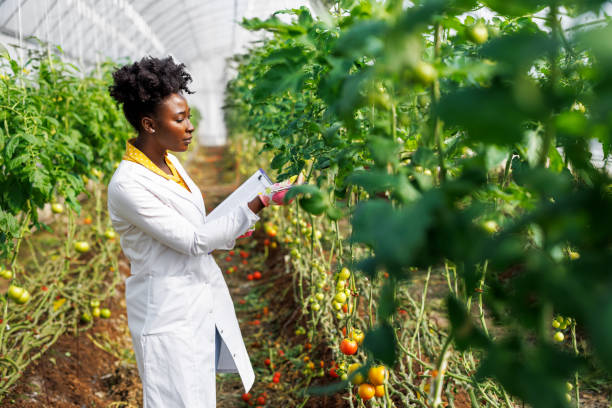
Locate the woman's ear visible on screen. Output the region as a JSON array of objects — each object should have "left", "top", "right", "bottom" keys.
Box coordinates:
[{"left": 141, "top": 116, "right": 156, "bottom": 134}]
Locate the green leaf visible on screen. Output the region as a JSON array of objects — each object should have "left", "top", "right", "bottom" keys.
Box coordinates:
[{"left": 363, "top": 323, "right": 398, "bottom": 366}]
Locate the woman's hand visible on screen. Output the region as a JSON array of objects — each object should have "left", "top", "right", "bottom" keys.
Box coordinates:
[{"left": 258, "top": 172, "right": 306, "bottom": 207}]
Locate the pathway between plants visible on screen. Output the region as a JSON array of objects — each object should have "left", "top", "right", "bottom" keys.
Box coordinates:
[{"left": 1, "top": 145, "right": 342, "bottom": 407}]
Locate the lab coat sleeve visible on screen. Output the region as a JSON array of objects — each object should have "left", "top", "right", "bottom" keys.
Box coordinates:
[{"left": 108, "top": 180, "right": 260, "bottom": 256}]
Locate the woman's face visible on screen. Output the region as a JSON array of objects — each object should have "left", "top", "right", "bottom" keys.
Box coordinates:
[{"left": 145, "top": 93, "right": 194, "bottom": 152}]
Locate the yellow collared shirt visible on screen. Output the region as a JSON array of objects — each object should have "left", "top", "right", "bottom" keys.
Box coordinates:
[{"left": 122, "top": 138, "right": 191, "bottom": 192}]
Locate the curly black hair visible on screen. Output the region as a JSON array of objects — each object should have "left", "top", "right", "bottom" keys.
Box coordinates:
[{"left": 109, "top": 55, "right": 194, "bottom": 131}]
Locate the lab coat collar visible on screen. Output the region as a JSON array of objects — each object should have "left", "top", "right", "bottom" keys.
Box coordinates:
[{"left": 124, "top": 154, "right": 206, "bottom": 218}]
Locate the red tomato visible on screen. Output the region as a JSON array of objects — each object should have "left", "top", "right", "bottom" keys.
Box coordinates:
[
  {"left": 225, "top": 256, "right": 232, "bottom": 262},
  {"left": 252, "top": 319, "right": 260, "bottom": 325},
  {"left": 242, "top": 393, "right": 251, "bottom": 401},
  {"left": 340, "top": 338, "right": 358, "bottom": 355},
  {"left": 257, "top": 396, "right": 265, "bottom": 404},
  {"left": 253, "top": 271, "right": 262, "bottom": 280},
  {"left": 239, "top": 299, "right": 246, "bottom": 304},
  {"left": 329, "top": 367, "right": 339, "bottom": 378},
  {"left": 240, "top": 250, "right": 249, "bottom": 258},
  {"left": 247, "top": 274, "right": 254, "bottom": 281},
  {"left": 278, "top": 349, "right": 284, "bottom": 356},
  {"left": 264, "top": 239, "right": 270, "bottom": 246},
  {"left": 229, "top": 250, "right": 235, "bottom": 256},
  {"left": 242, "top": 260, "right": 248, "bottom": 265},
  {"left": 264, "top": 358, "right": 271, "bottom": 366}
]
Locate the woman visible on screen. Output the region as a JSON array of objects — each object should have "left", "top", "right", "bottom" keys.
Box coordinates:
[{"left": 106, "top": 56, "right": 295, "bottom": 407}]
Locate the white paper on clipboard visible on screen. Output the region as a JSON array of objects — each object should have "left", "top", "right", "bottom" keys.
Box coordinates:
[{"left": 206, "top": 168, "right": 273, "bottom": 222}]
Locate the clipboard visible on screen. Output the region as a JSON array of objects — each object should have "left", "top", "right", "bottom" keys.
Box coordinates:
[{"left": 206, "top": 168, "right": 273, "bottom": 222}]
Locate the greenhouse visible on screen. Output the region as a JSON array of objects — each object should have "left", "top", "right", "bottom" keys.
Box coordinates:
[{"left": 0, "top": 1, "right": 611, "bottom": 407}]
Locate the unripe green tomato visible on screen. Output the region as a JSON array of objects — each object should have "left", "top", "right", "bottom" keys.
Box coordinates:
[
  {"left": 468, "top": 23, "right": 489, "bottom": 44},
  {"left": 81, "top": 312, "right": 92, "bottom": 323},
  {"left": 314, "top": 230, "right": 322, "bottom": 240},
  {"left": 17, "top": 290, "right": 30, "bottom": 304},
  {"left": 317, "top": 265, "right": 325, "bottom": 273},
  {"left": 482, "top": 220, "right": 499, "bottom": 234},
  {"left": 334, "top": 292, "right": 347, "bottom": 304},
  {"left": 308, "top": 296, "right": 316, "bottom": 303},
  {"left": 338, "top": 267, "right": 351, "bottom": 281},
  {"left": 311, "top": 303, "right": 320, "bottom": 311},
  {"left": 7, "top": 285, "right": 24, "bottom": 300},
  {"left": 552, "top": 320, "right": 560, "bottom": 329},
  {"left": 104, "top": 228, "right": 117, "bottom": 240},
  {"left": 74, "top": 241, "right": 91, "bottom": 253},
  {"left": 51, "top": 203, "right": 64, "bottom": 214},
  {"left": 290, "top": 248, "right": 301, "bottom": 259},
  {"left": 344, "top": 288, "right": 351, "bottom": 298},
  {"left": 92, "top": 307, "right": 101, "bottom": 318},
  {"left": 553, "top": 331, "right": 564, "bottom": 342},
  {"left": 1, "top": 269, "right": 12, "bottom": 279},
  {"left": 335, "top": 312, "right": 344, "bottom": 320},
  {"left": 100, "top": 308, "right": 111, "bottom": 318},
  {"left": 335, "top": 280, "right": 346, "bottom": 292},
  {"left": 316, "top": 280, "right": 325, "bottom": 288},
  {"left": 291, "top": 219, "right": 297, "bottom": 225},
  {"left": 315, "top": 292, "right": 324, "bottom": 301},
  {"left": 559, "top": 322, "right": 568, "bottom": 330},
  {"left": 332, "top": 301, "right": 342, "bottom": 311},
  {"left": 414, "top": 61, "right": 437, "bottom": 86},
  {"left": 90, "top": 300, "right": 100, "bottom": 308},
  {"left": 566, "top": 382, "right": 573, "bottom": 392},
  {"left": 565, "top": 394, "right": 572, "bottom": 402}
]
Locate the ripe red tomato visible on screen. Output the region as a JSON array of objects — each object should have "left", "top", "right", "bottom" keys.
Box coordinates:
[
  {"left": 264, "top": 239, "right": 270, "bottom": 246},
  {"left": 247, "top": 274, "right": 254, "bottom": 281},
  {"left": 240, "top": 250, "right": 249, "bottom": 258},
  {"left": 253, "top": 271, "right": 262, "bottom": 280},
  {"left": 340, "top": 338, "right": 358, "bottom": 355},
  {"left": 229, "top": 250, "right": 235, "bottom": 256},
  {"left": 264, "top": 358, "right": 271, "bottom": 366},
  {"left": 329, "top": 367, "right": 339, "bottom": 378},
  {"left": 242, "top": 260, "right": 248, "bottom": 265},
  {"left": 257, "top": 396, "right": 266, "bottom": 404},
  {"left": 225, "top": 256, "right": 232, "bottom": 262},
  {"left": 242, "top": 393, "right": 251, "bottom": 401}
]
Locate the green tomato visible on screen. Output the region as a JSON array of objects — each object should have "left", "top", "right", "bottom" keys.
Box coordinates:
[
  {"left": 332, "top": 301, "right": 342, "bottom": 311},
  {"left": 16, "top": 290, "right": 30, "bottom": 304},
  {"left": 74, "top": 241, "right": 91, "bottom": 253},
  {"left": 414, "top": 61, "right": 437, "bottom": 86},
  {"left": 315, "top": 292, "right": 324, "bottom": 301},
  {"left": 552, "top": 320, "right": 560, "bottom": 329},
  {"left": 92, "top": 307, "right": 101, "bottom": 318},
  {"left": 468, "top": 23, "right": 489, "bottom": 44},
  {"left": 100, "top": 308, "right": 111, "bottom": 318},
  {"left": 1, "top": 269, "right": 12, "bottom": 280},
  {"left": 81, "top": 312, "right": 92, "bottom": 323},
  {"left": 338, "top": 267, "right": 351, "bottom": 281},
  {"left": 90, "top": 300, "right": 100, "bottom": 308},
  {"left": 104, "top": 229, "right": 117, "bottom": 240},
  {"left": 51, "top": 203, "right": 64, "bottom": 214},
  {"left": 334, "top": 292, "right": 347, "bottom": 304},
  {"left": 335, "top": 280, "right": 346, "bottom": 292},
  {"left": 482, "top": 220, "right": 499, "bottom": 234},
  {"left": 311, "top": 303, "right": 320, "bottom": 311},
  {"left": 7, "top": 285, "right": 24, "bottom": 300},
  {"left": 553, "top": 331, "right": 564, "bottom": 342}
]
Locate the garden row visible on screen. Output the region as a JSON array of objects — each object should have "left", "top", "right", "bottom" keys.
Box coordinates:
[
  {"left": 0, "top": 48, "right": 133, "bottom": 399},
  {"left": 224, "top": 1, "right": 612, "bottom": 407}
]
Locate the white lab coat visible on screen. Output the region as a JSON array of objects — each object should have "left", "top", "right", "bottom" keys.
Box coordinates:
[{"left": 107, "top": 152, "right": 260, "bottom": 408}]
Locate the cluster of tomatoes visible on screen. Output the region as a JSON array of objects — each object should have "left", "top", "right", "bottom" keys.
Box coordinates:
[
  {"left": 80, "top": 299, "right": 111, "bottom": 323},
  {"left": 552, "top": 315, "right": 573, "bottom": 343},
  {"left": 347, "top": 364, "right": 388, "bottom": 401},
  {"left": 241, "top": 390, "right": 268, "bottom": 406}
]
